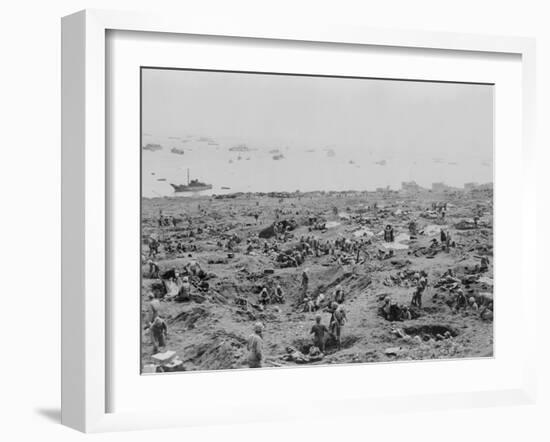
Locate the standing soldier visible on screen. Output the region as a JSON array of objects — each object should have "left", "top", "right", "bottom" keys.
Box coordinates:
[
  {"left": 411, "top": 285, "right": 424, "bottom": 308},
  {"left": 147, "top": 259, "right": 160, "bottom": 279},
  {"left": 408, "top": 219, "right": 417, "bottom": 236},
  {"left": 310, "top": 314, "right": 329, "bottom": 353},
  {"left": 384, "top": 225, "right": 394, "bottom": 242},
  {"left": 331, "top": 303, "right": 347, "bottom": 350},
  {"left": 445, "top": 231, "right": 452, "bottom": 252},
  {"left": 247, "top": 322, "right": 264, "bottom": 368},
  {"left": 300, "top": 269, "right": 309, "bottom": 302},
  {"left": 148, "top": 293, "right": 160, "bottom": 323}
]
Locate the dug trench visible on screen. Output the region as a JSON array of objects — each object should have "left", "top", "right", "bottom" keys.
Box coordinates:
[
  {"left": 403, "top": 324, "right": 458, "bottom": 341},
  {"left": 292, "top": 334, "right": 361, "bottom": 355}
]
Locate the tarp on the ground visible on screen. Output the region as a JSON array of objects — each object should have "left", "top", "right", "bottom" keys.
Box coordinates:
[
  {"left": 353, "top": 228, "right": 374, "bottom": 238},
  {"left": 382, "top": 242, "right": 409, "bottom": 250},
  {"left": 325, "top": 221, "right": 341, "bottom": 229},
  {"left": 164, "top": 279, "right": 182, "bottom": 297},
  {"left": 422, "top": 224, "right": 448, "bottom": 236}
]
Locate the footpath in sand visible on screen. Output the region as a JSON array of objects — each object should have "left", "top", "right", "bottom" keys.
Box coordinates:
[{"left": 140, "top": 188, "right": 493, "bottom": 372}]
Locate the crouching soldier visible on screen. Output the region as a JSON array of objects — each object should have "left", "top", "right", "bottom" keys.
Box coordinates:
[
  {"left": 454, "top": 289, "right": 467, "bottom": 312},
  {"left": 480, "top": 302, "right": 493, "bottom": 321},
  {"left": 258, "top": 287, "right": 269, "bottom": 306},
  {"left": 175, "top": 276, "right": 191, "bottom": 302},
  {"left": 150, "top": 316, "right": 167, "bottom": 353},
  {"left": 334, "top": 285, "right": 345, "bottom": 304},
  {"left": 271, "top": 284, "right": 285, "bottom": 304},
  {"left": 478, "top": 256, "right": 489, "bottom": 273},
  {"left": 379, "top": 297, "right": 392, "bottom": 320}
]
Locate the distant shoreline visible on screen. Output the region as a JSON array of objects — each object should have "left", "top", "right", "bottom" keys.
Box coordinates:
[{"left": 141, "top": 183, "right": 493, "bottom": 200}]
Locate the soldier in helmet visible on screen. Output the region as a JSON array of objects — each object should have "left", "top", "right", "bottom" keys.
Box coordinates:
[
  {"left": 247, "top": 322, "right": 264, "bottom": 368},
  {"left": 150, "top": 315, "right": 167, "bottom": 353},
  {"left": 310, "top": 314, "right": 329, "bottom": 353}
]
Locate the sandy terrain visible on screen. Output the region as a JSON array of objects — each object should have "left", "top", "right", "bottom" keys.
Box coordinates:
[{"left": 140, "top": 187, "right": 493, "bottom": 372}]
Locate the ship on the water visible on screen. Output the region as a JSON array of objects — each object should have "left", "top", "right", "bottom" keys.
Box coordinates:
[{"left": 170, "top": 169, "right": 212, "bottom": 192}]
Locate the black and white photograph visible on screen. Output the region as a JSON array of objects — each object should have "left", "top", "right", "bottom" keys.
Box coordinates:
[{"left": 140, "top": 68, "right": 494, "bottom": 373}]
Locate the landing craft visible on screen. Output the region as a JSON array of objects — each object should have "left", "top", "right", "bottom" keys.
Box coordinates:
[
  {"left": 171, "top": 147, "right": 185, "bottom": 155},
  {"left": 170, "top": 169, "right": 212, "bottom": 192}
]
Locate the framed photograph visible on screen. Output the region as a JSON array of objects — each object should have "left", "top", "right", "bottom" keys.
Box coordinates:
[{"left": 61, "top": 9, "right": 537, "bottom": 432}]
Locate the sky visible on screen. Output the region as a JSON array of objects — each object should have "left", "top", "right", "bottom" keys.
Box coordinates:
[{"left": 141, "top": 68, "right": 493, "bottom": 197}]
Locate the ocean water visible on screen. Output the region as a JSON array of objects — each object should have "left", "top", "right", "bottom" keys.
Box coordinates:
[{"left": 142, "top": 137, "right": 493, "bottom": 198}]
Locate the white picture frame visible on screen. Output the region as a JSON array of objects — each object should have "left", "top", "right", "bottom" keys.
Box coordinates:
[{"left": 61, "top": 9, "right": 537, "bottom": 433}]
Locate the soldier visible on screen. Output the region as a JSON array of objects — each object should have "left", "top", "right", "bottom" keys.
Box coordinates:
[
  {"left": 384, "top": 224, "right": 394, "bottom": 242},
  {"left": 379, "top": 296, "right": 392, "bottom": 320},
  {"left": 148, "top": 237, "right": 159, "bottom": 257},
  {"left": 408, "top": 220, "right": 417, "bottom": 236},
  {"left": 454, "top": 289, "right": 467, "bottom": 312},
  {"left": 310, "top": 314, "right": 329, "bottom": 353},
  {"left": 272, "top": 284, "right": 285, "bottom": 303},
  {"left": 150, "top": 316, "right": 167, "bottom": 353},
  {"left": 334, "top": 285, "right": 345, "bottom": 304},
  {"left": 411, "top": 285, "right": 424, "bottom": 308},
  {"left": 445, "top": 232, "right": 452, "bottom": 252},
  {"left": 247, "top": 322, "right": 264, "bottom": 368},
  {"left": 418, "top": 271, "right": 428, "bottom": 292},
  {"left": 478, "top": 256, "right": 490, "bottom": 273},
  {"left": 330, "top": 303, "right": 347, "bottom": 350},
  {"left": 147, "top": 259, "right": 160, "bottom": 279},
  {"left": 148, "top": 293, "right": 160, "bottom": 323},
  {"left": 258, "top": 287, "right": 269, "bottom": 306},
  {"left": 176, "top": 276, "right": 191, "bottom": 302},
  {"left": 300, "top": 269, "right": 309, "bottom": 302},
  {"left": 480, "top": 302, "right": 494, "bottom": 321}
]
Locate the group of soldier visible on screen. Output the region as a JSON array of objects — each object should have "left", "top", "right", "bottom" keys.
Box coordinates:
[
  {"left": 247, "top": 282, "right": 349, "bottom": 368},
  {"left": 144, "top": 200, "right": 493, "bottom": 369}
]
